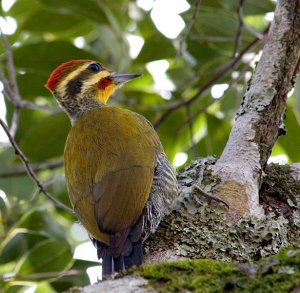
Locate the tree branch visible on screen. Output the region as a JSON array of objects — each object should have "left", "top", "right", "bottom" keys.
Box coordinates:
[
  {"left": 210, "top": 0, "right": 300, "bottom": 219},
  {"left": 0, "top": 160, "right": 63, "bottom": 178},
  {"left": 0, "top": 70, "right": 60, "bottom": 114},
  {"left": 0, "top": 118, "right": 73, "bottom": 214},
  {"left": 232, "top": 0, "right": 245, "bottom": 57},
  {"left": 0, "top": 270, "right": 81, "bottom": 281},
  {"left": 178, "top": 0, "right": 202, "bottom": 57},
  {"left": 154, "top": 32, "right": 266, "bottom": 129},
  {"left": 0, "top": 29, "right": 60, "bottom": 139},
  {"left": 177, "top": 61, "right": 253, "bottom": 132},
  {"left": 0, "top": 29, "right": 21, "bottom": 103}
]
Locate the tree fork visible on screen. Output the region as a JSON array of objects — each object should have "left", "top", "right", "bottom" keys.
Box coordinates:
[{"left": 210, "top": 0, "right": 300, "bottom": 220}]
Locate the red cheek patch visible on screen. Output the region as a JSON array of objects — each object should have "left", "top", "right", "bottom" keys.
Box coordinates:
[{"left": 98, "top": 77, "right": 113, "bottom": 90}]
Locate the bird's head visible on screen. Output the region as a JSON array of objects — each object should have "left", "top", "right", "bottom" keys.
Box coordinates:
[{"left": 45, "top": 60, "right": 140, "bottom": 120}]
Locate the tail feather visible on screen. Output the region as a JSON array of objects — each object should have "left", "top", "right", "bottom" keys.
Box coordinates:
[
  {"left": 113, "top": 255, "right": 124, "bottom": 272},
  {"left": 92, "top": 216, "right": 145, "bottom": 277},
  {"left": 99, "top": 239, "right": 143, "bottom": 277},
  {"left": 124, "top": 255, "right": 133, "bottom": 269},
  {"left": 131, "top": 240, "right": 143, "bottom": 266},
  {"left": 124, "top": 240, "right": 143, "bottom": 269},
  {"left": 102, "top": 250, "right": 113, "bottom": 276}
]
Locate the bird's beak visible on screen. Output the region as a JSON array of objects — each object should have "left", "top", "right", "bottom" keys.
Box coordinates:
[{"left": 110, "top": 73, "right": 141, "bottom": 85}]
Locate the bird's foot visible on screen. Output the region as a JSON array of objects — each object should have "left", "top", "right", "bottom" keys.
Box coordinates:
[{"left": 191, "top": 184, "right": 229, "bottom": 209}]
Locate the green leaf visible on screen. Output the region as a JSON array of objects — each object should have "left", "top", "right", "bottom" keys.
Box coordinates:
[
  {"left": 277, "top": 105, "right": 300, "bottom": 162},
  {"left": 13, "top": 41, "right": 98, "bottom": 74},
  {"left": 51, "top": 259, "right": 99, "bottom": 291},
  {"left": 244, "top": 15, "right": 268, "bottom": 31},
  {"left": 19, "top": 112, "right": 70, "bottom": 162},
  {"left": 35, "top": 282, "right": 55, "bottom": 293},
  {"left": 90, "top": 25, "right": 130, "bottom": 70},
  {"left": 15, "top": 239, "right": 73, "bottom": 275},
  {"left": 16, "top": 209, "right": 68, "bottom": 240},
  {"left": 136, "top": 36, "right": 176, "bottom": 63},
  {"left": 0, "top": 230, "right": 47, "bottom": 264},
  {"left": 38, "top": 0, "right": 108, "bottom": 24},
  {"left": 243, "top": 0, "right": 275, "bottom": 15},
  {"left": 196, "top": 113, "right": 231, "bottom": 157},
  {"left": 2, "top": 285, "right": 26, "bottom": 293},
  {"left": 193, "top": 7, "right": 238, "bottom": 38},
  {"left": 136, "top": 16, "right": 176, "bottom": 63},
  {"left": 156, "top": 107, "right": 193, "bottom": 162},
  {"left": 22, "top": 10, "right": 83, "bottom": 33},
  {"left": 8, "top": 0, "right": 41, "bottom": 22},
  {"left": 0, "top": 175, "right": 35, "bottom": 201},
  {"left": 17, "top": 73, "right": 50, "bottom": 101},
  {"left": 0, "top": 194, "right": 7, "bottom": 222},
  {"left": 13, "top": 108, "right": 48, "bottom": 143},
  {"left": 220, "top": 86, "right": 244, "bottom": 121},
  {"left": 294, "top": 75, "right": 300, "bottom": 120},
  {"left": 221, "top": 0, "right": 275, "bottom": 15}
]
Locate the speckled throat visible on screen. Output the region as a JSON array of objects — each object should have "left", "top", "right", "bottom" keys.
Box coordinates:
[{"left": 53, "top": 87, "right": 104, "bottom": 124}]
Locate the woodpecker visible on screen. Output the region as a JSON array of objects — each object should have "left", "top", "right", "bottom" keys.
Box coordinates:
[{"left": 45, "top": 60, "right": 179, "bottom": 276}]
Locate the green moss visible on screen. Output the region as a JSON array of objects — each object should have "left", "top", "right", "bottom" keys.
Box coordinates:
[
  {"left": 136, "top": 246, "right": 300, "bottom": 293},
  {"left": 261, "top": 164, "right": 300, "bottom": 207},
  {"left": 138, "top": 259, "right": 240, "bottom": 293}
]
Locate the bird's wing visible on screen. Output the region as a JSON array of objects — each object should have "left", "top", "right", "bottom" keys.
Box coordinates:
[
  {"left": 64, "top": 106, "right": 162, "bottom": 244},
  {"left": 142, "top": 152, "right": 179, "bottom": 240}
]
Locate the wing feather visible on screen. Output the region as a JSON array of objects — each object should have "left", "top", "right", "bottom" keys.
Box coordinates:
[{"left": 64, "top": 106, "right": 162, "bottom": 243}]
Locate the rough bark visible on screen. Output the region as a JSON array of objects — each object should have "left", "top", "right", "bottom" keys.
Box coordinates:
[
  {"left": 144, "top": 159, "right": 300, "bottom": 264},
  {"left": 209, "top": 0, "right": 300, "bottom": 220}
]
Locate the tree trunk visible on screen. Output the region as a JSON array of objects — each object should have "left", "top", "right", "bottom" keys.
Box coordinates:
[{"left": 210, "top": 0, "right": 300, "bottom": 220}]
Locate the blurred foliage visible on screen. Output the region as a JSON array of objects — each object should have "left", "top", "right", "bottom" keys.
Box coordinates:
[{"left": 0, "top": 0, "right": 299, "bottom": 291}]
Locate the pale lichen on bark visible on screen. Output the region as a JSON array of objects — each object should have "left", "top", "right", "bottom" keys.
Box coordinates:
[
  {"left": 209, "top": 0, "right": 300, "bottom": 219},
  {"left": 144, "top": 158, "right": 300, "bottom": 264}
]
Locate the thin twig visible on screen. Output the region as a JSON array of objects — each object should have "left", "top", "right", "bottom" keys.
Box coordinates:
[
  {"left": 154, "top": 32, "right": 266, "bottom": 129},
  {"left": 190, "top": 35, "right": 236, "bottom": 42},
  {"left": 19, "top": 100, "right": 60, "bottom": 113},
  {"left": 0, "top": 29, "right": 60, "bottom": 139},
  {"left": 186, "top": 104, "right": 197, "bottom": 156},
  {"left": 178, "top": 0, "right": 202, "bottom": 57},
  {"left": 0, "top": 28, "right": 21, "bottom": 103},
  {"left": 0, "top": 72, "right": 13, "bottom": 97},
  {"left": 232, "top": 0, "right": 245, "bottom": 58},
  {"left": 177, "top": 60, "right": 255, "bottom": 132},
  {"left": 0, "top": 160, "right": 63, "bottom": 178},
  {"left": 9, "top": 107, "right": 20, "bottom": 137},
  {"left": 244, "top": 25, "right": 264, "bottom": 40},
  {"left": 0, "top": 71, "right": 59, "bottom": 113},
  {"left": 0, "top": 270, "right": 82, "bottom": 281},
  {"left": 0, "top": 118, "right": 73, "bottom": 214}
]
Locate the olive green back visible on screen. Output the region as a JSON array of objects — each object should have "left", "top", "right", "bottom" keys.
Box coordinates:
[{"left": 64, "top": 106, "right": 162, "bottom": 244}]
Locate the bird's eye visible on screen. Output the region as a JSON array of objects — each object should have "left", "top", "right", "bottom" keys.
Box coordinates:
[{"left": 88, "top": 63, "right": 102, "bottom": 73}]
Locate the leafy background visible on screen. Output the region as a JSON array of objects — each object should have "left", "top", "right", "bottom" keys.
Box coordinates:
[{"left": 0, "top": 0, "right": 299, "bottom": 292}]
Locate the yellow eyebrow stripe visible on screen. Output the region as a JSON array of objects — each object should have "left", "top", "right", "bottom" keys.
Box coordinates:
[
  {"left": 56, "top": 63, "right": 110, "bottom": 96},
  {"left": 56, "top": 64, "right": 88, "bottom": 94}
]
